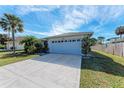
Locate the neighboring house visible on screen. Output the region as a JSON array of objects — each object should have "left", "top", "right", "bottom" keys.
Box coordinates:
[
  {"left": 6, "top": 37, "right": 24, "bottom": 50},
  {"left": 107, "top": 37, "right": 124, "bottom": 43},
  {"left": 44, "top": 32, "right": 93, "bottom": 55},
  {"left": 92, "top": 37, "right": 124, "bottom": 57}
]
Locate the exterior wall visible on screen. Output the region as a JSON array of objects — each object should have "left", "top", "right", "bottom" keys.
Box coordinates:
[
  {"left": 7, "top": 41, "right": 24, "bottom": 50},
  {"left": 48, "top": 36, "right": 82, "bottom": 55},
  {"left": 92, "top": 42, "right": 124, "bottom": 57}
]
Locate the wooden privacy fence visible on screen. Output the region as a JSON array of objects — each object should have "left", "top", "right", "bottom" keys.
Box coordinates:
[{"left": 92, "top": 43, "right": 124, "bottom": 57}]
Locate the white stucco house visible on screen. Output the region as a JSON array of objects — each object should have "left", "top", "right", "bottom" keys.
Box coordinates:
[
  {"left": 44, "top": 32, "right": 93, "bottom": 55},
  {"left": 6, "top": 37, "right": 24, "bottom": 50},
  {"left": 6, "top": 32, "right": 93, "bottom": 55}
]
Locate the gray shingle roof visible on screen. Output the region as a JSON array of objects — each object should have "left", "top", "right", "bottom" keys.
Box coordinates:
[
  {"left": 8, "top": 37, "right": 24, "bottom": 41},
  {"left": 43, "top": 32, "right": 93, "bottom": 39}
]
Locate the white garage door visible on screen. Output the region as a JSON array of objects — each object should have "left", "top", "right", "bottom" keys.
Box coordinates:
[{"left": 48, "top": 39, "right": 82, "bottom": 55}]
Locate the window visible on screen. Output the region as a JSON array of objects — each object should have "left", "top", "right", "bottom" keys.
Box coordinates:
[
  {"left": 61, "top": 40, "right": 63, "bottom": 43},
  {"left": 72, "top": 40, "right": 76, "bottom": 42},
  {"left": 52, "top": 41, "right": 54, "bottom": 43},
  {"left": 65, "top": 40, "right": 67, "bottom": 42},
  {"left": 55, "top": 41, "right": 57, "bottom": 43},
  {"left": 77, "top": 39, "right": 80, "bottom": 42},
  {"left": 69, "top": 40, "right": 72, "bottom": 42},
  {"left": 58, "top": 41, "right": 60, "bottom": 43}
]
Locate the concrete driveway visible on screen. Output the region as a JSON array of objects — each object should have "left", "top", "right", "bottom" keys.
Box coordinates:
[{"left": 0, "top": 54, "right": 81, "bottom": 88}]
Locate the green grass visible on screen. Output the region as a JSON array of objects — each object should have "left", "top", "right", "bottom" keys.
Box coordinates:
[
  {"left": 0, "top": 51, "right": 39, "bottom": 67},
  {"left": 80, "top": 50, "right": 124, "bottom": 88}
]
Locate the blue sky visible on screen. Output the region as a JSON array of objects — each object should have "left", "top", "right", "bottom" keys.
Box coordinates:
[{"left": 0, "top": 5, "right": 124, "bottom": 39}]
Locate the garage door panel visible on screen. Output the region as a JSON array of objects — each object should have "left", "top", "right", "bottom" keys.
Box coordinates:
[{"left": 49, "top": 41, "right": 81, "bottom": 55}]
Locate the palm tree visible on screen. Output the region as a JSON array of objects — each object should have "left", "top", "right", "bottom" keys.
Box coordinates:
[
  {"left": 115, "top": 26, "right": 124, "bottom": 39},
  {"left": 97, "top": 36, "right": 105, "bottom": 44},
  {"left": 82, "top": 35, "right": 95, "bottom": 56},
  {"left": 90, "top": 38, "right": 97, "bottom": 46},
  {"left": 0, "top": 13, "right": 24, "bottom": 54}
]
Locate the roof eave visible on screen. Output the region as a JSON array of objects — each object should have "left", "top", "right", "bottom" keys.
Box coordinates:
[{"left": 42, "top": 32, "right": 93, "bottom": 40}]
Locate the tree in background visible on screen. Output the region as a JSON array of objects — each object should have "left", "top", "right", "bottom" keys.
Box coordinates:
[
  {"left": 0, "top": 34, "right": 11, "bottom": 49},
  {"left": 0, "top": 34, "right": 9, "bottom": 45},
  {"left": 115, "top": 26, "right": 124, "bottom": 39},
  {"left": 0, "top": 13, "right": 24, "bottom": 54},
  {"left": 90, "top": 38, "right": 97, "bottom": 46},
  {"left": 97, "top": 36, "right": 105, "bottom": 44}
]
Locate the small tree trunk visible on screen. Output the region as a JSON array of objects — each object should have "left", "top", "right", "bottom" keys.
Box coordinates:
[{"left": 12, "top": 30, "right": 15, "bottom": 55}]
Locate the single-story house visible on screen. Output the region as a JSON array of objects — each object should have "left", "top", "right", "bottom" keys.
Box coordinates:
[
  {"left": 44, "top": 32, "right": 93, "bottom": 55},
  {"left": 6, "top": 37, "right": 24, "bottom": 50}
]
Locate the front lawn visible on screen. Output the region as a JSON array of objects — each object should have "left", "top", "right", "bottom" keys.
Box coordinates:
[
  {"left": 80, "top": 50, "right": 124, "bottom": 88},
  {"left": 0, "top": 51, "right": 39, "bottom": 67}
]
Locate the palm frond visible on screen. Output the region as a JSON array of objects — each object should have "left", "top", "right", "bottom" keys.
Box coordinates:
[{"left": 0, "top": 13, "right": 24, "bottom": 33}]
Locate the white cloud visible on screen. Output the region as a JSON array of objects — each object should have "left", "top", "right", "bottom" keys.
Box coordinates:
[
  {"left": 50, "top": 5, "right": 124, "bottom": 36},
  {"left": 25, "top": 29, "right": 56, "bottom": 36},
  {"left": 50, "top": 6, "right": 99, "bottom": 34},
  {"left": 16, "top": 5, "right": 60, "bottom": 15},
  {"left": 97, "top": 6, "right": 124, "bottom": 25},
  {"left": 3, "top": 5, "right": 124, "bottom": 37},
  {"left": 87, "top": 6, "right": 124, "bottom": 34},
  {"left": 13, "top": 5, "right": 124, "bottom": 36}
]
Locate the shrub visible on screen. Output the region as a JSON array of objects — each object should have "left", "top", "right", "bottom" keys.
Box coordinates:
[
  {"left": 10, "top": 46, "right": 16, "bottom": 50},
  {"left": 20, "top": 36, "right": 37, "bottom": 54},
  {"left": 20, "top": 36, "right": 44, "bottom": 54},
  {"left": 24, "top": 46, "right": 28, "bottom": 53},
  {"left": 42, "top": 45, "right": 49, "bottom": 53},
  {"left": 0, "top": 44, "right": 5, "bottom": 49},
  {"left": 34, "top": 40, "right": 43, "bottom": 53},
  {"left": 27, "top": 46, "right": 36, "bottom": 54},
  {"left": 82, "top": 35, "right": 92, "bottom": 56}
]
